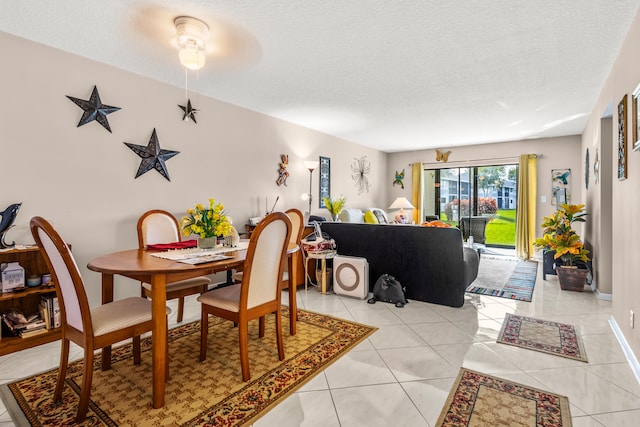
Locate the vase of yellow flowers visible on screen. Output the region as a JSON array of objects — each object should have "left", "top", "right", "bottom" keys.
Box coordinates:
[
  {"left": 322, "top": 195, "right": 346, "bottom": 221},
  {"left": 181, "top": 198, "right": 232, "bottom": 249}
]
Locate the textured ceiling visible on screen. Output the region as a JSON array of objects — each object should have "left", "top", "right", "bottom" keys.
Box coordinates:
[{"left": 1, "top": 1, "right": 639, "bottom": 152}]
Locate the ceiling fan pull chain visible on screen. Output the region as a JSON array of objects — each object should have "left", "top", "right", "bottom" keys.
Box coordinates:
[{"left": 184, "top": 67, "right": 188, "bottom": 103}]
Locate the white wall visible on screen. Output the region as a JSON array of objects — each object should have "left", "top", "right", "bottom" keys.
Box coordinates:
[
  {"left": 582, "top": 6, "right": 640, "bottom": 358},
  {"left": 0, "top": 32, "right": 387, "bottom": 305}
]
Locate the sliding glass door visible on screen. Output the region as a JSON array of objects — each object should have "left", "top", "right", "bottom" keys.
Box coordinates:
[
  {"left": 439, "top": 168, "right": 473, "bottom": 223},
  {"left": 423, "top": 164, "right": 517, "bottom": 248}
]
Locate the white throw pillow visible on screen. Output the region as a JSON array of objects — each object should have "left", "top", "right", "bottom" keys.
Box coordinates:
[{"left": 338, "top": 208, "right": 364, "bottom": 223}]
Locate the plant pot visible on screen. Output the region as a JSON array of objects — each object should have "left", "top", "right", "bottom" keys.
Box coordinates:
[
  {"left": 198, "top": 236, "right": 217, "bottom": 249},
  {"left": 556, "top": 265, "right": 588, "bottom": 291}
]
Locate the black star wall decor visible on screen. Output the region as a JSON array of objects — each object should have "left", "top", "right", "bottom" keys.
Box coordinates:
[
  {"left": 124, "top": 129, "right": 179, "bottom": 181},
  {"left": 179, "top": 99, "right": 199, "bottom": 123},
  {"left": 66, "top": 85, "right": 121, "bottom": 132}
]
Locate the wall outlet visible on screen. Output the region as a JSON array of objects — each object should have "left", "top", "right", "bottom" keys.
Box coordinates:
[
  {"left": 631, "top": 310, "right": 635, "bottom": 329},
  {"left": 541, "top": 195, "right": 547, "bottom": 203}
]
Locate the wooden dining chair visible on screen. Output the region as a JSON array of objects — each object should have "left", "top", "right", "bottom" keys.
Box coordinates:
[
  {"left": 198, "top": 212, "right": 292, "bottom": 381},
  {"left": 137, "top": 210, "right": 211, "bottom": 322},
  {"left": 282, "top": 208, "right": 304, "bottom": 290},
  {"left": 233, "top": 209, "right": 303, "bottom": 288},
  {"left": 30, "top": 216, "right": 169, "bottom": 422}
]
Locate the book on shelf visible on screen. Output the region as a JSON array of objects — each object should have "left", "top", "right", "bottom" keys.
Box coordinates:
[
  {"left": 20, "top": 319, "right": 46, "bottom": 330},
  {"left": 53, "top": 296, "right": 60, "bottom": 328},
  {"left": 1, "top": 314, "right": 19, "bottom": 337},
  {"left": 18, "top": 326, "right": 48, "bottom": 339},
  {"left": 1, "top": 311, "right": 47, "bottom": 338},
  {"left": 39, "top": 295, "right": 60, "bottom": 330}
]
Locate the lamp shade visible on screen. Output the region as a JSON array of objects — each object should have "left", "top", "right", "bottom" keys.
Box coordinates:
[
  {"left": 304, "top": 160, "right": 319, "bottom": 171},
  {"left": 389, "top": 197, "right": 415, "bottom": 210}
]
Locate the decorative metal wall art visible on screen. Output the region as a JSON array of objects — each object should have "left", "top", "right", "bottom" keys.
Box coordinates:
[
  {"left": 351, "top": 156, "right": 370, "bottom": 195},
  {"left": 66, "top": 85, "right": 121, "bottom": 133},
  {"left": 436, "top": 149, "right": 451, "bottom": 162},
  {"left": 618, "top": 94, "right": 627, "bottom": 180},
  {"left": 124, "top": 129, "right": 179, "bottom": 181},
  {"left": 594, "top": 148, "right": 600, "bottom": 184},
  {"left": 393, "top": 169, "right": 405, "bottom": 189},
  {"left": 551, "top": 169, "right": 571, "bottom": 205},
  {"left": 319, "top": 156, "right": 330, "bottom": 207},
  {"left": 634, "top": 84, "right": 640, "bottom": 151},
  {"left": 179, "top": 99, "right": 199, "bottom": 123},
  {"left": 0, "top": 203, "right": 21, "bottom": 249},
  {"left": 276, "top": 154, "right": 289, "bottom": 186},
  {"left": 585, "top": 149, "right": 589, "bottom": 190}
]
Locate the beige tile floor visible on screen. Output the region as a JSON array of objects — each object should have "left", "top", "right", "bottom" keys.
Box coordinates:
[{"left": 0, "top": 261, "right": 638, "bottom": 426}]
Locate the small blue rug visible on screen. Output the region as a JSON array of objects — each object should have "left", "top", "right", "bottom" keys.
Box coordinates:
[{"left": 466, "top": 259, "right": 538, "bottom": 302}]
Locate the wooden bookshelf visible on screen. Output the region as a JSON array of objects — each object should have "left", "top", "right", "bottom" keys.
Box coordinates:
[
  {"left": 0, "top": 246, "right": 61, "bottom": 355},
  {"left": 0, "top": 327, "right": 61, "bottom": 356}
]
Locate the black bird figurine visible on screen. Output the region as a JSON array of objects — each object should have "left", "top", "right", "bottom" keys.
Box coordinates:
[{"left": 0, "top": 203, "right": 21, "bottom": 249}]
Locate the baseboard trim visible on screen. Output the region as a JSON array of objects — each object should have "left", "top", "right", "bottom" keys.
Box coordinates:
[
  {"left": 609, "top": 316, "right": 640, "bottom": 386},
  {"left": 591, "top": 283, "right": 613, "bottom": 301},
  {"left": 589, "top": 277, "right": 612, "bottom": 300},
  {"left": 594, "top": 289, "right": 612, "bottom": 300}
]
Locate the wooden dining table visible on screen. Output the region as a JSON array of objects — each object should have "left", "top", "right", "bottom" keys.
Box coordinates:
[{"left": 87, "top": 242, "right": 299, "bottom": 409}]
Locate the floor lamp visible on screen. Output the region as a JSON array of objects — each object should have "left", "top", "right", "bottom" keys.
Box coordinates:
[{"left": 303, "top": 160, "right": 319, "bottom": 219}]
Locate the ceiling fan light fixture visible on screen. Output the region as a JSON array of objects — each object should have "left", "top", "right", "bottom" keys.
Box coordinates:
[
  {"left": 179, "top": 41, "right": 205, "bottom": 70},
  {"left": 174, "top": 16, "right": 209, "bottom": 70}
]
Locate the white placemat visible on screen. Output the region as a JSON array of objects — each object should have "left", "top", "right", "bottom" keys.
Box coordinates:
[{"left": 150, "top": 241, "right": 249, "bottom": 261}]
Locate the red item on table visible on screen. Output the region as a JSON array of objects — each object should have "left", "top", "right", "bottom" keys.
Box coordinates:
[{"left": 146, "top": 240, "right": 197, "bottom": 250}]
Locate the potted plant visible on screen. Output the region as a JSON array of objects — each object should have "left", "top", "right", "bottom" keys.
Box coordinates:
[
  {"left": 322, "top": 195, "right": 346, "bottom": 221},
  {"left": 535, "top": 207, "right": 565, "bottom": 278},
  {"left": 180, "top": 198, "right": 232, "bottom": 249},
  {"left": 533, "top": 204, "right": 590, "bottom": 291}
]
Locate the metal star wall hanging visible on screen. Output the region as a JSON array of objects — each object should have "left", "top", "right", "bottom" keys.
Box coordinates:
[
  {"left": 179, "top": 99, "right": 199, "bottom": 123},
  {"left": 124, "top": 129, "right": 179, "bottom": 181},
  {"left": 66, "top": 85, "right": 121, "bottom": 132}
]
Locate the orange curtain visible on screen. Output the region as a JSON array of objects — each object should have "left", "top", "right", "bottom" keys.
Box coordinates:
[
  {"left": 516, "top": 154, "right": 537, "bottom": 259},
  {"left": 411, "top": 162, "right": 424, "bottom": 224}
]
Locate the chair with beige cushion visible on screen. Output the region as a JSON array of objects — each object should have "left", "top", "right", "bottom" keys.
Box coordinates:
[
  {"left": 233, "top": 209, "right": 303, "bottom": 290},
  {"left": 137, "top": 210, "right": 211, "bottom": 322},
  {"left": 30, "top": 216, "right": 169, "bottom": 423},
  {"left": 198, "top": 212, "right": 292, "bottom": 381},
  {"left": 282, "top": 208, "right": 304, "bottom": 290}
]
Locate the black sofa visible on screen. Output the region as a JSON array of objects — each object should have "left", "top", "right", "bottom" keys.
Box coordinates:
[{"left": 319, "top": 222, "right": 479, "bottom": 307}]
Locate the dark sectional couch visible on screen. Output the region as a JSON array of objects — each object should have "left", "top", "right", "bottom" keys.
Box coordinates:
[{"left": 319, "top": 222, "right": 479, "bottom": 307}]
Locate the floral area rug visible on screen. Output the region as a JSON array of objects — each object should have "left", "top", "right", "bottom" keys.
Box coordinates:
[
  {"left": 5, "top": 307, "right": 376, "bottom": 426},
  {"left": 466, "top": 257, "right": 538, "bottom": 302},
  {"left": 497, "top": 313, "right": 588, "bottom": 362},
  {"left": 435, "top": 368, "right": 573, "bottom": 426}
]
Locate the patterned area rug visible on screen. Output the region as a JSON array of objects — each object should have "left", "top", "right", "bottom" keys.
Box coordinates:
[
  {"left": 5, "top": 307, "right": 376, "bottom": 426},
  {"left": 497, "top": 313, "right": 587, "bottom": 362},
  {"left": 466, "top": 257, "right": 538, "bottom": 301},
  {"left": 436, "top": 368, "right": 573, "bottom": 426}
]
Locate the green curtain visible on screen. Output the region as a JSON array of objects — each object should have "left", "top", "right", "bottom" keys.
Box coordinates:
[
  {"left": 516, "top": 154, "right": 537, "bottom": 259},
  {"left": 411, "top": 162, "right": 423, "bottom": 224}
]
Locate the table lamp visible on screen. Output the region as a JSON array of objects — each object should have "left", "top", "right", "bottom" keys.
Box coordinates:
[{"left": 389, "top": 197, "right": 415, "bottom": 224}]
